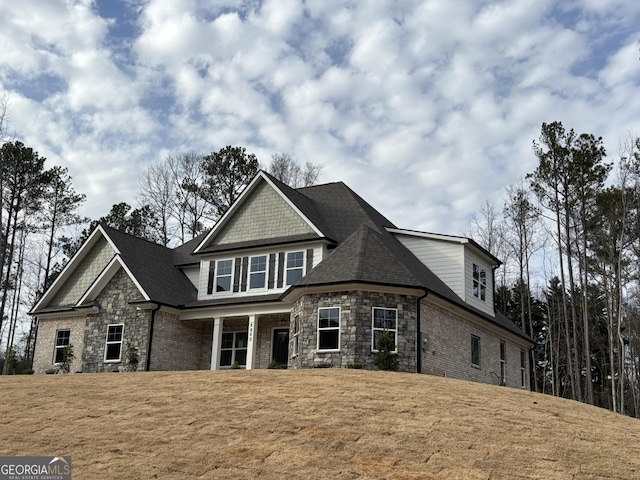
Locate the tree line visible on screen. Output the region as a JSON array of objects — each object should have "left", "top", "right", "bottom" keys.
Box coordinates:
[{"left": 468, "top": 121, "right": 640, "bottom": 417}]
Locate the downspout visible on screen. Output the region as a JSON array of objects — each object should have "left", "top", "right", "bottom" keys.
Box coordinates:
[
  {"left": 146, "top": 304, "right": 161, "bottom": 372},
  {"left": 416, "top": 290, "right": 429, "bottom": 374}
]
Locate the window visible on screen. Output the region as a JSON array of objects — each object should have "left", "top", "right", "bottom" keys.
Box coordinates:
[
  {"left": 471, "top": 335, "right": 480, "bottom": 367},
  {"left": 500, "top": 341, "right": 506, "bottom": 385},
  {"left": 318, "top": 307, "right": 340, "bottom": 351},
  {"left": 216, "top": 259, "right": 233, "bottom": 292},
  {"left": 372, "top": 307, "right": 398, "bottom": 352},
  {"left": 220, "top": 331, "right": 248, "bottom": 368},
  {"left": 105, "top": 324, "right": 124, "bottom": 362},
  {"left": 286, "top": 251, "right": 304, "bottom": 285},
  {"left": 249, "top": 255, "right": 267, "bottom": 289},
  {"left": 520, "top": 350, "right": 526, "bottom": 387},
  {"left": 292, "top": 315, "right": 300, "bottom": 356},
  {"left": 54, "top": 329, "right": 70, "bottom": 364},
  {"left": 472, "top": 263, "right": 486, "bottom": 301}
]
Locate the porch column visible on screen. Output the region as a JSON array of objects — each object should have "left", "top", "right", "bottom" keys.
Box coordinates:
[
  {"left": 210, "top": 317, "right": 223, "bottom": 370},
  {"left": 246, "top": 314, "right": 258, "bottom": 370}
]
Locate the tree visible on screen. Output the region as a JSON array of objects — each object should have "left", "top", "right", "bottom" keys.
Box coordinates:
[
  {"left": 39, "top": 166, "right": 87, "bottom": 289},
  {"left": 268, "top": 153, "right": 322, "bottom": 187},
  {"left": 0, "top": 141, "right": 48, "bottom": 355},
  {"left": 503, "top": 182, "right": 544, "bottom": 390},
  {"left": 200, "top": 146, "right": 259, "bottom": 217},
  {"left": 529, "top": 121, "right": 581, "bottom": 402},
  {"left": 373, "top": 331, "right": 399, "bottom": 371},
  {"left": 59, "top": 202, "right": 161, "bottom": 259},
  {"left": 138, "top": 152, "right": 210, "bottom": 245}
]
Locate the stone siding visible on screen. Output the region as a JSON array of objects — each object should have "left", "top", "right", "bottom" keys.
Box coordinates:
[
  {"left": 150, "top": 313, "right": 212, "bottom": 371},
  {"left": 290, "top": 290, "right": 417, "bottom": 372},
  {"left": 32, "top": 316, "right": 86, "bottom": 374},
  {"left": 82, "top": 268, "right": 151, "bottom": 373},
  {"left": 420, "top": 301, "right": 529, "bottom": 389}
]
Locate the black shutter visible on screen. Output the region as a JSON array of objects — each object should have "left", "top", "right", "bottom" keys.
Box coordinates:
[
  {"left": 240, "top": 256, "right": 249, "bottom": 291},
  {"left": 277, "top": 252, "right": 285, "bottom": 288},
  {"left": 207, "top": 261, "right": 215, "bottom": 295},
  {"left": 233, "top": 257, "right": 241, "bottom": 292},
  {"left": 268, "top": 254, "right": 276, "bottom": 289},
  {"left": 306, "top": 249, "right": 314, "bottom": 274}
]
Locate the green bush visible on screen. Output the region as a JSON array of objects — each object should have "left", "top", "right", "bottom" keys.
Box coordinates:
[
  {"left": 58, "top": 345, "right": 74, "bottom": 374},
  {"left": 125, "top": 340, "right": 140, "bottom": 372},
  {"left": 373, "top": 331, "right": 399, "bottom": 371}
]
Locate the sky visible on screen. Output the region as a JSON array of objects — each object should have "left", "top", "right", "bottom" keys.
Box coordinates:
[{"left": 1, "top": 0, "right": 639, "bottom": 239}]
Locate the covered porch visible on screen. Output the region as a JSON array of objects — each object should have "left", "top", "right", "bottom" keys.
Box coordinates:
[{"left": 209, "top": 312, "right": 291, "bottom": 370}]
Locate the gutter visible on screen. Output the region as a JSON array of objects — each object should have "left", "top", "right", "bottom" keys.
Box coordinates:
[
  {"left": 416, "top": 290, "right": 429, "bottom": 374},
  {"left": 146, "top": 303, "right": 161, "bottom": 371}
]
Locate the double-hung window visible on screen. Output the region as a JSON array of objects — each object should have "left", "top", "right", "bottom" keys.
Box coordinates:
[
  {"left": 54, "top": 329, "right": 70, "bottom": 364},
  {"left": 472, "top": 263, "right": 486, "bottom": 301},
  {"left": 216, "top": 259, "right": 233, "bottom": 292},
  {"left": 500, "top": 341, "right": 506, "bottom": 385},
  {"left": 286, "top": 251, "right": 304, "bottom": 286},
  {"left": 471, "top": 335, "right": 481, "bottom": 367},
  {"left": 105, "top": 324, "right": 124, "bottom": 362},
  {"left": 372, "top": 307, "right": 397, "bottom": 352},
  {"left": 249, "top": 255, "right": 267, "bottom": 290},
  {"left": 220, "top": 331, "right": 248, "bottom": 367},
  {"left": 317, "top": 307, "right": 340, "bottom": 351}
]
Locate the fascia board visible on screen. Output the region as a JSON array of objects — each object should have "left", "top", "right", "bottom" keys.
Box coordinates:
[{"left": 31, "top": 225, "right": 119, "bottom": 313}]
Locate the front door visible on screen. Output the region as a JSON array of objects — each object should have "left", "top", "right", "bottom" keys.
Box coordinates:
[{"left": 272, "top": 328, "right": 289, "bottom": 368}]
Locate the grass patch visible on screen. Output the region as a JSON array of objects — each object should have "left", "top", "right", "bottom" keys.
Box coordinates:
[{"left": 1, "top": 369, "right": 639, "bottom": 479}]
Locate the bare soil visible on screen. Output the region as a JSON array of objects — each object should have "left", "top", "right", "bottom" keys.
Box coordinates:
[{"left": 1, "top": 369, "right": 639, "bottom": 479}]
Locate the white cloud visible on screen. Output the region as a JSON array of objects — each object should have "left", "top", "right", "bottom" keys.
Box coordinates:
[{"left": 1, "top": 0, "right": 639, "bottom": 239}]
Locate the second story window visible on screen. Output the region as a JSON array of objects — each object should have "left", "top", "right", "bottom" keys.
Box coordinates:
[
  {"left": 286, "top": 251, "right": 304, "bottom": 285},
  {"left": 249, "top": 255, "right": 267, "bottom": 289},
  {"left": 216, "top": 259, "right": 233, "bottom": 292},
  {"left": 473, "top": 263, "right": 486, "bottom": 301}
]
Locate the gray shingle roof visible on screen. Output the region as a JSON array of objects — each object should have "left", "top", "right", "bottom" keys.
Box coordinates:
[
  {"left": 89, "top": 173, "right": 530, "bottom": 343},
  {"left": 101, "top": 226, "right": 197, "bottom": 307}
]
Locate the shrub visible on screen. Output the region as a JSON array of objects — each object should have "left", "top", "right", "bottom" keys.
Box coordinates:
[
  {"left": 373, "top": 331, "right": 399, "bottom": 371},
  {"left": 125, "top": 340, "right": 140, "bottom": 372},
  {"left": 231, "top": 361, "right": 241, "bottom": 369},
  {"left": 58, "top": 345, "right": 74, "bottom": 374}
]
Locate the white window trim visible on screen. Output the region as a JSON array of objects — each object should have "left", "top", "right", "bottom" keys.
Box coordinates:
[
  {"left": 292, "top": 315, "right": 300, "bottom": 357},
  {"left": 371, "top": 307, "right": 398, "bottom": 353},
  {"left": 53, "top": 329, "right": 71, "bottom": 365},
  {"left": 471, "top": 334, "right": 481, "bottom": 367},
  {"left": 285, "top": 250, "right": 305, "bottom": 287},
  {"left": 248, "top": 255, "right": 268, "bottom": 291},
  {"left": 219, "top": 331, "right": 248, "bottom": 368},
  {"left": 520, "top": 350, "right": 526, "bottom": 387},
  {"left": 104, "top": 323, "right": 124, "bottom": 363},
  {"left": 472, "top": 263, "right": 487, "bottom": 301},
  {"left": 317, "top": 307, "right": 341, "bottom": 352},
  {"left": 214, "top": 258, "right": 235, "bottom": 294}
]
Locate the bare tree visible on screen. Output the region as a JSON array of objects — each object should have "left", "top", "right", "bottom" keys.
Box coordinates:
[{"left": 268, "top": 153, "right": 322, "bottom": 188}]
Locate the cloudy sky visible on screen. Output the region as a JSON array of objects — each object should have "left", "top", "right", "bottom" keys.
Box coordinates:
[{"left": 1, "top": 0, "right": 639, "bottom": 237}]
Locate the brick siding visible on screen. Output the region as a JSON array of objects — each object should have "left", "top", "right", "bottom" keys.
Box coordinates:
[
  {"left": 420, "top": 301, "right": 529, "bottom": 389},
  {"left": 32, "top": 315, "right": 86, "bottom": 374}
]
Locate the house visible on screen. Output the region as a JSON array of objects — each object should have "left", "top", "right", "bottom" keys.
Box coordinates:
[{"left": 31, "top": 171, "right": 534, "bottom": 388}]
